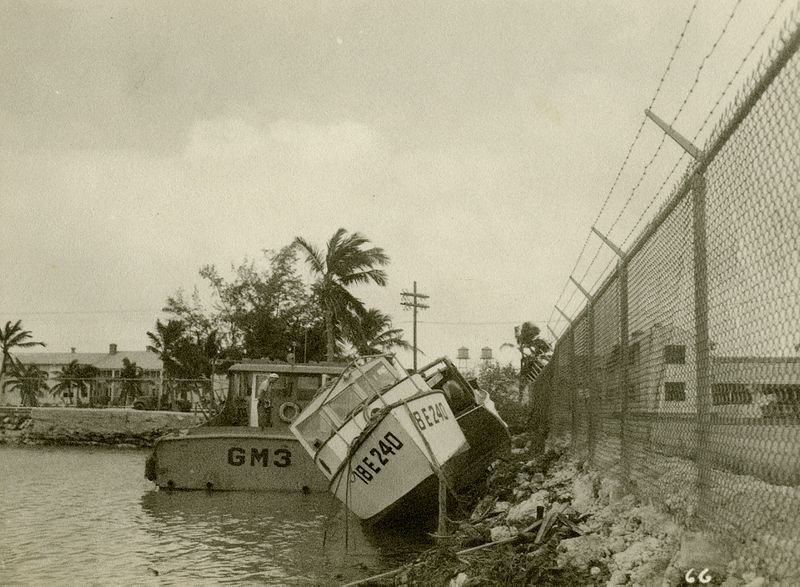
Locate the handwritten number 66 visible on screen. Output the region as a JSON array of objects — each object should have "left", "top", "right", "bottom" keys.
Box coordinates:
[{"left": 685, "top": 568, "right": 712, "bottom": 584}]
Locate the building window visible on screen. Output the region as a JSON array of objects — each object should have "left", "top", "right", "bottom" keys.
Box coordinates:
[
  {"left": 627, "top": 341, "right": 640, "bottom": 366},
  {"left": 664, "top": 382, "right": 686, "bottom": 401},
  {"left": 712, "top": 383, "right": 752, "bottom": 405},
  {"left": 664, "top": 345, "right": 686, "bottom": 365}
]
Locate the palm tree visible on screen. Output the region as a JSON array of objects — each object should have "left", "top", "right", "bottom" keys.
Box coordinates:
[
  {"left": 0, "top": 320, "right": 45, "bottom": 405},
  {"left": 502, "top": 321, "right": 551, "bottom": 401},
  {"left": 118, "top": 357, "right": 143, "bottom": 406},
  {"left": 146, "top": 319, "right": 187, "bottom": 377},
  {"left": 3, "top": 358, "right": 48, "bottom": 407},
  {"left": 51, "top": 360, "right": 83, "bottom": 406},
  {"left": 346, "top": 308, "right": 412, "bottom": 355},
  {"left": 293, "top": 228, "right": 389, "bottom": 361}
]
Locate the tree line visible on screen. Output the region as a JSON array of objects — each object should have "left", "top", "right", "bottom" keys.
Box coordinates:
[
  {"left": 1, "top": 228, "right": 551, "bottom": 409},
  {"left": 0, "top": 228, "right": 410, "bottom": 406}
]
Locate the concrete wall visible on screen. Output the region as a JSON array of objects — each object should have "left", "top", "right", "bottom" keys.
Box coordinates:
[{"left": 2, "top": 407, "right": 206, "bottom": 447}]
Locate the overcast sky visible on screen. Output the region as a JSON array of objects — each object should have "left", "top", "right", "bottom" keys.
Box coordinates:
[{"left": 0, "top": 0, "right": 794, "bottom": 366}]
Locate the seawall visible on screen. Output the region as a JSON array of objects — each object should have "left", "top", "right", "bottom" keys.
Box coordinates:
[{"left": 0, "top": 407, "right": 206, "bottom": 447}]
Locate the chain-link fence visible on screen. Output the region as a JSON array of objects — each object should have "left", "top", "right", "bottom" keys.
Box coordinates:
[{"left": 531, "top": 12, "right": 800, "bottom": 581}]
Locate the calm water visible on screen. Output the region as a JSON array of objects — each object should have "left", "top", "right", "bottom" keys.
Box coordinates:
[{"left": 0, "top": 445, "right": 430, "bottom": 585}]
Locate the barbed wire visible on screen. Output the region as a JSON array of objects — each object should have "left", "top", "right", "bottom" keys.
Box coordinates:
[
  {"left": 548, "top": 0, "right": 700, "bottom": 330},
  {"left": 561, "top": 0, "right": 760, "bottom": 336}
]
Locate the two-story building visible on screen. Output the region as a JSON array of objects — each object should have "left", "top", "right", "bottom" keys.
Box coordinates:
[{"left": 12, "top": 343, "right": 163, "bottom": 406}]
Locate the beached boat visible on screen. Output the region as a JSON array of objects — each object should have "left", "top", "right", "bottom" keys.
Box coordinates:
[
  {"left": 290, "top": 354, "right": 510, "bottom": 524},
  {"left": 416, "top": 357, "right": 511, "bottom": 488},
  {"left": 145, "top": 361, "right": 344, "bottom": 492}
]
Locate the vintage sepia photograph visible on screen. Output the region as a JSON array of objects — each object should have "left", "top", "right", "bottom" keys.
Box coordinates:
[{"left": 1, "top": 1, "right": 799, "bottom": 584}]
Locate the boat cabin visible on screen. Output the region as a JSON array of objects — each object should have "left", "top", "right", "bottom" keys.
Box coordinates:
[{"left": 207, "top": 361, "right": 346, "bottom": 430}]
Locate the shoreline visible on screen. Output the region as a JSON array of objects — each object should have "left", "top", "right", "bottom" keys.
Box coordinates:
[{"left": 0, "top": 406, "right": 206, "bottom": 448}]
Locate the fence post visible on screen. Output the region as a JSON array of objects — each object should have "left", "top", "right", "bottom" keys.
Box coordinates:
[
  {"left": 571, "top": 278, "right": 596, "bottom": 466},
  {"left": 568, "top": 327, "right": 577, "bottom": 452},
  {"left": 618, "top": 260, "right": 630, "bottom": 483},
  {"left": 691, "top": 172, "right": 711, "bottom": 514}
]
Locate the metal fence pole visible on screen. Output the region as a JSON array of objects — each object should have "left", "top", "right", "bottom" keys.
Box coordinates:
[
  {"left": 587, "top": 306, "right": 596, "bottom": 465},
  {"left": 691, "top": 173, "right": 712, "bottom": 513},
  {"left": 618, "top": 260, "right": 630, "bottom": 483},
  {"left": 571, "top": 278, "right": 597, "bottom": 466},
  {"left": 568, "top": 327, "right": 577, "bottom": 452}
]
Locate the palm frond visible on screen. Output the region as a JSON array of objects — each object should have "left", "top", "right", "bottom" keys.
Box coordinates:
[{"left": 292, "top": 236, "right": 326, "bottom": 275}]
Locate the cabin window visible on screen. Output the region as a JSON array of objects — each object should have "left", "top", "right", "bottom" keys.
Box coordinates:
[
  {"left": 664, "top": 382, "right": 686, "bottom": 401},
  {"left": 295, "top": 411, "right": 335, "bottom": 449},
  {"left": 270, "top": 375, "right": 290, "bottom": 397},
  {"left": 296, "top": 375, "right": 322, "bottom": 401},
  {"left": 360, "top": 362, "right": 400, "bottom": 393},
  {"left": 327, "top": 382, "right": 368, "bottom": 422}
]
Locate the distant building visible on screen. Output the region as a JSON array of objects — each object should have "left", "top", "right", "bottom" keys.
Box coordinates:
[
  {"left": 13, "top": 343, "right": 163, "bottom": 406},
  {"left": 582, "top": 323, "right": 800, "bottom": 418}
]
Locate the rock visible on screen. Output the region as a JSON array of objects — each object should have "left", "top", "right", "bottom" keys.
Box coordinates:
[
  {"left": 490, "top": 525, "right": 518, "bottom": 542},
  {"left": 599, "top": 478, "right": 625, "bottom": 505},
  {"left": 515, "top": 472, "right": 531, "bottom": 484},
  {"left": 590, "top": 566, "right": 601, "bottom": 576},
  {"left": 492, "top": 500, "right": 510, "bottom": 514},
  {"left": 557, "top": 535, "right": 609, "bottom": 568},
  {"left": 506, "top": 490, "right": 549, "bottom": 524},
  {"left": 670, "top": 531, "right": 730, "bottom": 579},
  {"left": 571, "top": 474, "right": 596, "bottom": 514},
  {"left": 449, "top": 572, "right": 468, "bottom": 587},
  {"left": 511, "top": 447, "right": 526, "bottom": 456},
  {"left": 531, "top": 472, "right": 545, "bottom": 485},
  {"left": 608, "top": 537, "right": 626, "bottom": 554},
  {"left": 607, "top": 569, "right": 627, "bottom": 585}
]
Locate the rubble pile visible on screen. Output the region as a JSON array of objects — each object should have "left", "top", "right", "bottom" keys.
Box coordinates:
[{"left": 356, "top": 433, "right": 770, "bottom": 586}]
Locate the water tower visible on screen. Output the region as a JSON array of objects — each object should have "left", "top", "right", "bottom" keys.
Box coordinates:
[
  {"left": 480, "top": 347, "right": 493, "bottom": 362},
  {"left": 457, "top": 346, "right": 470, "bottom": 370}
]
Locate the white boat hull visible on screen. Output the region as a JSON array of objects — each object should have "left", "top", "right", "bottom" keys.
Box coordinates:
[
  {"left": 147, "top": 427, "right": 329, "bottom": 492},
  {"left": 329, "top": 391, "right": 466, "bottom": 521}
]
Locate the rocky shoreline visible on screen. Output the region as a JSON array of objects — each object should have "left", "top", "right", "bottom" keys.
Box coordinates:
[
  {"left": 0, "top": 407, "right": 206, "bottom": 448},
  {"left": 352, "top": 433, "right": 767, "bottom": 587}
]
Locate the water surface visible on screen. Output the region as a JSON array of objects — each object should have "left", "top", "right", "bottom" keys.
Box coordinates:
[{"left": 0, "top": 445, "right": 430, "bottom": 585}]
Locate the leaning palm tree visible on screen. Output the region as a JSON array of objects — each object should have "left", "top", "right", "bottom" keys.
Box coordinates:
[
  {"left": 146, "top": 319, "right": 187, "bottom": 377},
  {"left": 293, "top": 229, "right": 389, "bottom": 361},
  {"left": 0, "top": 320, "right": 45, "bottom": 405},
  {"left": 501, "top": 321, "right": 551, "bottom": 401},
  {"left": 345, "top": 308, "right": 413, "bottom": 355},
  {"left": 4, "top": 358, "right": 49, "bottom": 407}
]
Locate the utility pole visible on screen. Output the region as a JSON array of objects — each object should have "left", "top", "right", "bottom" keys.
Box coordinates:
[{"left": 401, "top": 281, "right": 429, "bottom": 370}]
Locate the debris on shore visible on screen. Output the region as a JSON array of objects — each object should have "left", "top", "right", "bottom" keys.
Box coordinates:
[{"left": 349, "top": 433, "right": 764, "bottom": 586}]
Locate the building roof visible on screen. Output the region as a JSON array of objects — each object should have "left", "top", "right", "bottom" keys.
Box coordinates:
[
  {"left": 229, "top": 360, "right": 346, "bottom": 375},
  {"left": 16, "top": 350, "right": 162, "bottom": 371}
]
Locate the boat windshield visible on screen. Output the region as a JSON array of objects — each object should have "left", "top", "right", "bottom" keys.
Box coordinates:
[
  {"left": 295, "top": 359, "right": 404, "bottom": 450},
  {"left": 295, "top": 410, "right": 336, "bottom": 450}
]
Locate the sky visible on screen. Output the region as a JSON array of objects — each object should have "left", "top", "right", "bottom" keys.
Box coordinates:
[{"left": 1, "top": 0, "right": 796, "bottom": 367}]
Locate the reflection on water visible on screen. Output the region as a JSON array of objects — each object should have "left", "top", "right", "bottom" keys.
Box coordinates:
[
  {"left": 0, "top": 445, "right": 430, "bottom": 585},
  {"left": 139, "top": 490, "right": 429, "bottom": 584}
]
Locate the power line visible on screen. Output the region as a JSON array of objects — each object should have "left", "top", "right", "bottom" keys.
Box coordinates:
[
  {"left": 0, "top": 309, "right": 162, "bottom": 316},
  {"left": 400, "top": 281, "right": 429, "bottom": 370},
  {"left": 396, "top": 319, "right": 553, "bottom": 326}
]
